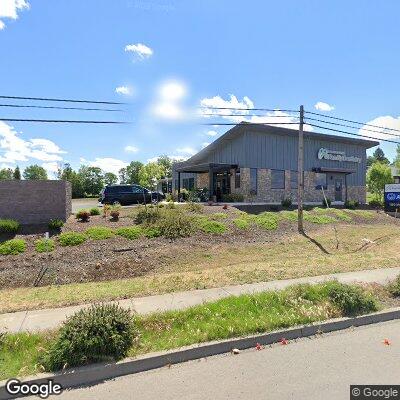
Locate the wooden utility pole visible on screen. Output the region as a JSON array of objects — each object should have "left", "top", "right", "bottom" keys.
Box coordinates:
[{"left": 297, "top": 105, "right": 304, "bottom": 233}]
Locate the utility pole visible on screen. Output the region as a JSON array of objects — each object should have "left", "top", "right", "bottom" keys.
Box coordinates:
[{"left": 297, "top": 105, "right": 304, "bottom": 233}]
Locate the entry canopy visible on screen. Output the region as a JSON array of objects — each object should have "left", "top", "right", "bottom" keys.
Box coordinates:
[
  {"left": 312, "top": 167, "right": 355, "bottom": 174},
  {"left": 175, "top": 162, "right": 238, "bottom": 173}
]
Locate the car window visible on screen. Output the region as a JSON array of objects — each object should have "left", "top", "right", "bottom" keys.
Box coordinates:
[{"left": 132, "top": 186, "right": 144, "bottom": 193}]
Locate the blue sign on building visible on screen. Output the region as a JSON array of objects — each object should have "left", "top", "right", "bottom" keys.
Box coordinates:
[{"left": 384, "top": 184, "right": 400, "bottom": 211}]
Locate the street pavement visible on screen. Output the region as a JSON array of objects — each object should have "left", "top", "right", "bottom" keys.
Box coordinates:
[
  {"left": 55, "top": 320, "right": 400, "bottom": 400},
  {"left": 2, "top": 266, "right": 400, "bottom": 333}
]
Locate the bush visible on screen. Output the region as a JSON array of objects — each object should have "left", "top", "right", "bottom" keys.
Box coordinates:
[
  {"left": 304, "top": 213, "right": 336, "bottom": 224},
  {"left": 143, "top": 226, "right": 162, "bottom": 238},
  {"left": 368, "top": 199, "right": 383, "bottom": 209},
  {"left": 85, "top": 226, "right": 114, "bottom": 240},
  {"left": 76, "top": 209, "right": 90, "bottom": 222},
  {"left": 233, "top": 218, "right": 250, "bottom": 229},
  {"left": 89, "top": 207, "right": 101, "bottom": 216},
  {"left": 344, "top": 200, "right": 359, "bottom": 210},
  {"left": 209, "top": 212, "right": 228, "bottom": 220},
  {"left": 135, "top": 206, "right": 162, "bottom": 225},
  {"left": 59, "top": 232, "right": 87, "bottom": 246},
  {"left": 388, "top": 274, "right": 400, "bottom": 297},
  {"left": 0, "top": 219, "right": 20, "bottom": 234},
  {"left": 35, "top": 238, "right": 55, "bottom": 253},
  {"left": 281, "top": 197, "right": 292, "bottom": 208},
  {"left": 42, "top": 304, "right": 137, "bottom": 371},
  {"left": 110, "top": 205, "right": 121, "bottom": 221},
  {"left": 254, "top": 212, "right": 279, "bottom": 230},
  {"left": 322, "top": 198, "right": 332, "bottom": 208},
  {"left": 166, "top": 201, "right": 176, "bottom": 209},
  {"left": 48, "top": 219, "right": 64, "bottom": 230},
  {"left": 184, "top": 202, "right": 203, "bottom": 213},
  {"left": 325, "top": 281, "right": 378, "bottom": 316},
  {"left": 116, "top": 226, "right": 143, "bottom": 240},
  {"left": 197, "top": 219, "right": 227, "bottom": 234},
  {"left": 0, "top": 239, "right": 26, "bottom": 255},
  {"left": 157, "top": 211, "right": 194, "bottom": 239},
  {"left": 221, "top": 193, "right": 244, "bottom": 202}
]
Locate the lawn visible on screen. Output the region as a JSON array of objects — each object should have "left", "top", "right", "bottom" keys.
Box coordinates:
[{"left": 1, "top": 223, "right": 399, "bottom": 314}]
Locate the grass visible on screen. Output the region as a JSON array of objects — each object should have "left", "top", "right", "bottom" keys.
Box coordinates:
[
  {"left": 0, "top": 281, "right": 380, "bottom": 380},
  {"left": 253, "top": 212, "right": 279, "bottom": 230},
  {"left": 303, "top": 213, "right": 337, "bottom": 224},
  {"left": 197, "top": 219, "right": 227, "bottom": 234},
  {"left": 233, "top": 218, "right": 250, "bottom": 229},
  {"left": 35, "top": 238, "right": 55, "bottom": 253},
  {"left": 85, "top": 226, "right": 114, "bottom": 240}
]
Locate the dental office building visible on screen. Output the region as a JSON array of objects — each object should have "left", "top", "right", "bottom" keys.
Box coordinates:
[{"left": 172, "top": 122, "right": 378, "bottom": 204}]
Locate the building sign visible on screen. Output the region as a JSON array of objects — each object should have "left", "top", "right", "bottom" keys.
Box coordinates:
[
  {"left": 317, "top": 148, "right": 361, "bottom": 163},
  {"left": 384, "top": 183, "right": 400, "bottom": 211}
]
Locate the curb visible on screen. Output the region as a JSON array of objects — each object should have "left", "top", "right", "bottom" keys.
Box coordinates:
[{"left": 1, "top": 307, "right": 400, "bottom": 399}]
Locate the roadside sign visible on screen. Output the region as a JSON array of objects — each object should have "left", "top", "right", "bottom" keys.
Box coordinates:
[{"left": 384, "top": 183, "right": 400, "bottom": 211}]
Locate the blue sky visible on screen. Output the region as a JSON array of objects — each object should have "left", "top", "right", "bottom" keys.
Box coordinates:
[{"left": 1, "top": 0, "right": 400, "bottom": 176}]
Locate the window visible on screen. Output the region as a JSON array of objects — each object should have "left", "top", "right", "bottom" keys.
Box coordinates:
[
  {"left": 235, "top": 170, "right": 240, "bottom": 189},
  {"left": 183, "top": 178, "right": 195, "bottom": 190},
  {"left": 250, "top": 168, "right": 257, "bottom": 194},
  {"left": 175, "top": 179, "right": 179, "bottom": 190},
  {"left": 290, "top": 171, "right": 298, "bottom": 190},
  {"left": 132, "top": 185, "right": 144, "bottom": 193},
  {"left": 271, "top": 170, "right": 285, "bottom": 189},
  {"left": 315, "top": 173, "right": 327, "bottom": 189}
]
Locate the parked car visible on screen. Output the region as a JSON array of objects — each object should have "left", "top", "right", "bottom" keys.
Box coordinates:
[{"left": 99, "top": 185, "right": 165, "bottom": 205}]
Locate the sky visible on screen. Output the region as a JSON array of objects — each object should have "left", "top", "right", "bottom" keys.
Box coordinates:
[{"left": 1, "top": 0, "right": 400, "bottom": 177}]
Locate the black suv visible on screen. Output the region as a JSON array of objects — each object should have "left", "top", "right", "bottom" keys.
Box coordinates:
[{"left": 99, "top": 185, "right": 165, "bottom": 205}]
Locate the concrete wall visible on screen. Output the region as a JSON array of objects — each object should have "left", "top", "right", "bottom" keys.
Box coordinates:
[{"left": 0, "top": 180, "right": 72, "bottom": 224}]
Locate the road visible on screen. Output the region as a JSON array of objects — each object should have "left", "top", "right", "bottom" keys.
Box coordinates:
[
  {"left": 55, "top": 320, "right": 400, "bottom": 400},
  {"left": 71, "top": 198, "right": 100, "bottom": 213}
]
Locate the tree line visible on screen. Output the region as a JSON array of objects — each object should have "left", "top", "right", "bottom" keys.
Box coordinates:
[{"left": 0, "top": 156, "right": 174, "bottom": 198}]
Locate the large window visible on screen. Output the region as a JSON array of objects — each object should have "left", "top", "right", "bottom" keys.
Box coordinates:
[
  {"left": 290, "top": 171, "right": 298, "bottom": 190},
  {"left": 315, "top": 173, "right": 327, "bottom": 190},
  {"left": 271, "top": 170, "right": 285, "bottom": 189},
  {"left": 183, "top": 177, "right": 195, "bottom": 190},
  {"left": 250, "top": 168, "right": 257, "bottom": 194},
  {"left": 235, "top": 170, "right": 241, "bottom": 189}
]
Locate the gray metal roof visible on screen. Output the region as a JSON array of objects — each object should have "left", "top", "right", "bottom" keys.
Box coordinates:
[{"left": 185, "top": 122, "right": 379, "bottom": 165}]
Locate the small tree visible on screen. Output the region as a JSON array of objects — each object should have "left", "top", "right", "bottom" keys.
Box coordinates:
[
  {"left": 23, "top": 165, "right": 48, "bottom": 180},
  {"left": 367, "top": 162, "right": 393, "bottom": 201},
  {"left": 372, "top": 147, "right": 390, "bottom": 164},
  {"left": 13, "top": 166, "right": 21, "bottom": 180},
  {"left": 138, "top": 162, "right": 165, "bottom": 189},
  {"left": 0, "top": 168, "right": 13, "bottom": 180},
  {"left": 104, "top": 172, "right": 118, "bottom": 186}
]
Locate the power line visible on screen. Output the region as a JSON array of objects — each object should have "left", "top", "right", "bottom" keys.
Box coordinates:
[
  {"left": 0, "top": 95, "right": 125, "bottom": 105},
  {"left": 305, "top": 110, "right": 400, "bottom": 134},
  {"left": 199, "top": 106, "right": 298, "bottom": 113},
  {"left": 0, "top": 103, "right": 124, "bottom": 112},
  {"left": 200, "top": 112, "right": 299, "bottom": 118},
  {"left": 307, "top": 123, "right": 399, "bottom": 145},
  {"left": 304, "top": 116, "right": 400, "bottom": 140},
  {"left": 0, "top": 118, "right": 128, "bottom": 124},
  {"left": 200, "top": 122, "right": 300, "bottom": 126}
]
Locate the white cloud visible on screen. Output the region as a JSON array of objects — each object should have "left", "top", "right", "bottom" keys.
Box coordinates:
[
  {"left": 115, "top": 86, "right": 134, "bottom": 96},
  {"left": 359, "top": 115, "right": 400, "bottom": 141},
  {"left": 147, "top": 155, "right": 187, "bottom": 163},
  {"left": 201, "top": 142, "right": 210, "bottom": 149},
  {"left": 206, "top": 130, "right": 218, "bottom": 136},
  {"left": 314, "top": 101, "right": 335, "bottom": 112},
  {"left": 176, "top": 146, "right": 197, "bottom": 156},
  {"left": 0, "top": 122, "right": 66, "bottom": 165},
  {"left": 42, "top": 162, "right": 59, "bottom": 174},
  {"left": 124, "top": 43, "right": 153, "bottom": 61},
  {"left": 124, "top": 145, "right": 139, "bottom": 153},
  {"left": 152, "top": 80, "right": 188, "bottom": 120},
  {"left": 0, "top": 0, "right": 29, "bottom": 30},
  {"left": 84, "top": 157, "right": 128, "bottom": 175}
]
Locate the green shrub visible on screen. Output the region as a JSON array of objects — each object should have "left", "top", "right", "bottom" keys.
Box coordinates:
[
  {"left": 157, "top": 211, "right": 194, "bottom": 239},
  {"left": 221, "top": 193, "right": 244, "bottom": 202},
  {"left": 135, "top": 206, "right": 162, "bottom": 224},
  {"left": 209, "top": 212, "right": 228, "bottom": 220},
  {"left": 368, "top": 199, "right": 383, "bottom": 209},
  {"left": 254, "top": 212, "right": 279, "bottom": 230},
  {"left": 344, "top": 200, "right": 359, "bottom": 210},
  {"left": 184, "top": 202, "right": 203, "bottom": 213},
  {"left": 233, "top": 218, "right": 250, "bottom": 229},
  {"left": 59, "top": 232, "right": 87, "bottom": 246},
  {"left": 304, "top": 213, "right": 336, "bottom": 224},
  {"left": 85, "top": 226, "right": 114, "bottom": 240},
  {"left": 116, "top": 226, "right": 143, "bottom": 240},
  {"left": 89, "top": 207, "right": 101, "bottom": 216},
  {"left": 0, "top": 219, "right": 20, "bottom": 234},
  {"left": 322, "top": 198, "right": 332, "bottom": 208},
  {"left": 166, "top": 201, "right": 176, "bottom": 209},
  {"left": 76, "top": 209, "right": 90, "bottom": 222},
  {"left": 48, "top": 219, "right": 64, "bottom": 230},
  {"left": 325, "top": 281, "right": 378, "bottom": 316},
  {"left": 197, "top": 219, "right": 227, "bottom": 234},
  {"left": 388, "top": 274, "right": 400, "bottom": 297},
  {"left": 42, "top": 304, "right": 137, "bottom": 371},
  {"left": 279, "top": 210, "right": 298, "bottom": 221},
  {"left": 281, "top": 197, "right": 292, "bottom": 208},
  {"left": 35, "top": 238, "right": 55, "bottom": 253},
  {"left": 143, "top": 226, "right": 162, "bottom": 238},
  {"left": 0, "top": 239, "right": 26, "bottom": 255}
]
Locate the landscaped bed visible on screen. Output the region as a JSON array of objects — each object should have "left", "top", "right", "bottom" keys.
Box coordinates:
[
  {"left": 0, "top": 204, "right": 399, "bottom": 313},
  {"left": 1, "top": 278, "right": 400, "bottom": 381}
]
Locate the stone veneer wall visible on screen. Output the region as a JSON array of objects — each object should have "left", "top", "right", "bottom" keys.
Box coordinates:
[
  {"left": 196, "top": 173, "right": 209, "bottom": 189},
  {"left": 0, "top": 180, "right": 71, "bottom": 224}
]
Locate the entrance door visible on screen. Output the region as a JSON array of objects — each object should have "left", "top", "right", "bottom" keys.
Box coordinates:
[
  {"left": 214, "top": 172, "right": 230, "bottom": 201},
  {"left": 335, "top": 179, "right": 343, "bottom": 201}
]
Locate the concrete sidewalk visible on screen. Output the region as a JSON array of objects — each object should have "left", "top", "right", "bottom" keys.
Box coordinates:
[{"left": 1, "top": 267, "right": 400, "bottom": 333}]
